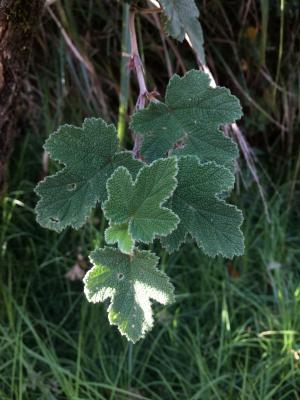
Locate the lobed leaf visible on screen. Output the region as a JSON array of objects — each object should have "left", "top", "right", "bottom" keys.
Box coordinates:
[
  {"left": 159, "top": 0, "right": 205, "bottom": 64},
  {"left": 161, "top": 156, "right": 244, "bottom": 258},
  {"left": 103, "top": 157, "right": 180, "bottom": 243},
  {"left": 35, "top": 118, "right": 143, "bottom": 232},
  {"left": 84, "top": 247, "right": 175, "bottom": 343},
  {"left": 130, "top": 70, "right": 242, "bottom": 166}
]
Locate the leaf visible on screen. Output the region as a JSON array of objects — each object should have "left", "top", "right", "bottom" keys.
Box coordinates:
[
  {"left": 185, "top": 18, "right": 205, "bottom": 65},
  {"left": 35, "top": 118, "right": 143, "bottom": 232},
  {"left": 130, "top": 70, "right": 242, "bottom": 165},
  {"left": 105, "top": 223, "right": 134, "bottom": 255},
  {"left": 159, "top": 0, "right": 205, "bottom": 64},
  {"left": 161, "top": 156, "right": 244, "bottom": 258},
  {"left": 103, "top": 157, "right": 179, "bottom": 243},
  {"left": 84, "top": 247, "right": 175, "bottom": 343}
]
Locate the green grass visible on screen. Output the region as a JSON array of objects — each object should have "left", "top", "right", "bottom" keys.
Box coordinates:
[{"left": 1, "top": 135, "right": 300, "bottom": 399}]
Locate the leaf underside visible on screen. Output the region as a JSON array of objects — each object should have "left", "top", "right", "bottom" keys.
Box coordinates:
[
  {"left": 103, "top": 157, "right": 180, "bottom": 243},
  {"left": 35, "top": 118, "right": 143, "bottom": 232},
  {"left": 159, "top": 0, "right": 205, "bottom": 64},
  {"left": 84, "top": 247, "right": 175, "bottom": 343},
  {"left": 161, "top": 156, "right": 244, "bottom": 258},
  {"left": 130, "top": 70, "right": 242, "bottom": 167}
]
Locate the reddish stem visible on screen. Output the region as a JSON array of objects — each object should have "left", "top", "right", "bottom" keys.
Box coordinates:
[{"left": 129, "top": 8, "right": 148, "bottom": 157}]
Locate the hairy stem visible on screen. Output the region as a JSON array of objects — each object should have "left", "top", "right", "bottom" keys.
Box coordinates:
[
  {"left": 129, "top": 9, "right": 148, "bottom": 109},
  {"left": 129, "top": 8, "right": 148, "bottom": 158}
]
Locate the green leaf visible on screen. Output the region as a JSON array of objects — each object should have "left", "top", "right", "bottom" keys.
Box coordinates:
[
  {"left": 161, "top": 156, "right": 244, "bottom": 258},
  {"left": 130, "top": 70, "right": 242, "bottom": 165},
  {"left": 185, "top": 18, "right": 205, "bottom": 64},
  {"left": 159, "top": 0, "right": 205, "bottom": 64},
  {"left": 84, "top": 247, "right": 175, "bottom": 343},
  {"left": 35, "top": 118, "right": 143, "bottom": 232},
  {"left": 105, "top": 223, "right": 134, "bottom": 255},
  {"left": 103, "top": 157, "right": 180, "bottom": 243}
]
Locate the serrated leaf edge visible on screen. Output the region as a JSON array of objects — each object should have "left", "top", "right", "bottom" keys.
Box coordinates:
[
  {"left": 185, "top": 157, "right": 244, "bottom": 259},
  {"left": 180, "top": 156, "right": 236, "bottom": 192},
  {"left": 84, "top": 247, "right": 175, "bottom": 343},
  {"left": 34, "top": 150, "right": 141, "bottom": 232},
  {"left": 43, "top": 117, "right": 117, "bottom": 161},
  {"left": 194, "top": 201, "right": 244, "bottom": 259},
  {"left": 161, "top": 155, "right": 244, "bottom": 258},
  {"left": 165, "top": 70, "right": 243, "bottom": 120},
  {"left": 102, "top": 157, "right": 180, "bottom": 244},
  {"left": 131, "top": 206, "right": 179, "bottom": 244},
  {"left": 161, "top": 229, "right": 189, "bottom": 254},
  {"left": 130, "top": 70, "right": 243, "bottom": 132},
  {"left": 130, "top": 70, "right": 242, "bottom": 163}
]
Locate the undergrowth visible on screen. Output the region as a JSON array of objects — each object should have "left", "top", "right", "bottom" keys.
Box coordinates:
[
  {"left": 0, "top": 124, "right": 300, "bottom": 400},
  {"left": 1, "top": 0, "right": 300, "bottom": 398}
]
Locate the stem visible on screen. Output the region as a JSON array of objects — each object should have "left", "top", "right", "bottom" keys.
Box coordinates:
[
  {"left": 129, "top": 8, "right": 148, "bottom": 157},
  {"left": 129, "top": 9, "right": 148, "bottom": 109},
  {"left": 138, "top": 7, "right": 162, "bottom": 15},
  {"left": 259, "top": 0, "right": 269, "bottom": 67},
  {"left": 272, "top": 0, "right": 285, "bottom": 105},
  {"left": 127, "top": 342, "right": 133, "bottom": 387},
  {"left": 117, "top": 2, "right": 131, "bottom": 148}
]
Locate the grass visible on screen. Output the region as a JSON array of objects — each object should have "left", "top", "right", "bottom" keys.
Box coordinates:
[
  {"left": 1, "top": 134, "right": 300, "bottom": 399},
  {"left": 1, "top": 0, "right": 300, "bottom": 398}
]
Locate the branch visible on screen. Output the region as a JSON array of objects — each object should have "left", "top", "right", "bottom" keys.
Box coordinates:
[
  {"left": 129, "top": 8, "right": 148, "bottom": 110},
  {"left": 128, "top": 6, "right": 162, "bottom": 158}
]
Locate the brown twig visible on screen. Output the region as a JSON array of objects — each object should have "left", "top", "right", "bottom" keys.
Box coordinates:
[{"left": 138, "top": 7, "right": 162, "bottom": 15}]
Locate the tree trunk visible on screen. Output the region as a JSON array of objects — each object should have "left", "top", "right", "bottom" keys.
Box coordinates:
[{"left": 0, "top": 0, "right": 45, "bottom": 191}]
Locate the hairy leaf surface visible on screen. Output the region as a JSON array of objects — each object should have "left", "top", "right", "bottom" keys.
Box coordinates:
[
  {"left": 161, "top": 156, "right": 244, "bottom": 258},
  {"left": 159, "top": 0, "right": 205, "bottom": 63},
  {"left": 35, "top": 118, "right": 143, "bottom": 232},
  {"left": 84, "top": 247, "right": 175, "bottom": 343},
  {"left": 130, "top": 70, "right": 242, "bottom": 165},
  {"left": 103, "top": 157, "right": 179, "bottom": 243}
]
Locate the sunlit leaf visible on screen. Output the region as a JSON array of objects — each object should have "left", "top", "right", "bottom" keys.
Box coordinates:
[
  {"left": 84, "top": 247, "right": 175, "bottom": 343},
  {"left": 105, "top": 223, "right": 134, "bottom": 255},
  {"left": 103, "top": 157, "right": 180, "bottom": 243}
]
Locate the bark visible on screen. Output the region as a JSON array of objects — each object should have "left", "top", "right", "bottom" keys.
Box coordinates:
[{"left": 0, "top": 0, "right": 45, "bottom": 190}]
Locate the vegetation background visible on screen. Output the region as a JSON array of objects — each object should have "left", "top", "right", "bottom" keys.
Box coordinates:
[{"left": 1, "top": 0, "right": 300, "bottom": 398}]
